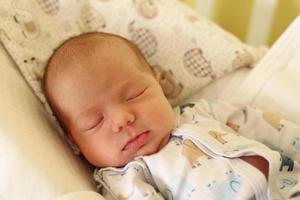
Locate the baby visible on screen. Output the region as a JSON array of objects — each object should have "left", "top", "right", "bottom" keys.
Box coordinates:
[{"left": 44, "top": 32, "right": 300, "bottom": 199}]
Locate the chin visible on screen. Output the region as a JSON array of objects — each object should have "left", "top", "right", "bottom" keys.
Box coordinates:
[
  {"left": 139, "top": 142, "right": 161, "bottom": 156},
  {"left": 140, "top": 148, "right": 157, "bottom": 156},
  {"left": 90, "top": 157, "right": 127, "bottom": 168},
  {"left": 107, "top": 160, "right": 128, "bottom": 168}
]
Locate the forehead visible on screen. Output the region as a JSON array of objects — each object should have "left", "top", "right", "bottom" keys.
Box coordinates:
[
  {"left": 72, "top": 40, "right": 144, "bottom": 85},
  {"left": 51, "top": 34, "right": 143, "bottom": 72},
  {"left": 53, "top": 40, "right": 147, "bottom": 115},
  {"left": 51, "top": 36, "right": 144, "bottom": 92}
]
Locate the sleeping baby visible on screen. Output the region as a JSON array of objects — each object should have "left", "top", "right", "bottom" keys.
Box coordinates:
[{"left": 43, "top": 32, "right": 300, "bottom": 200}]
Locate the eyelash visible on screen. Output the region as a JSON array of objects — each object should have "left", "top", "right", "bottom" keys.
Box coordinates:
[
  {"left": 86, "top": 117, "right": 104, "bottom": 131},
  {"left": 84, "top": 88, "right": 147, "bottom": 131},
  {"left": 126, "top": 87, "right": 147, "bottom": 101}
]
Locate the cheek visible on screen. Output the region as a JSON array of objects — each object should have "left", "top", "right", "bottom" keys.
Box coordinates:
[
  {"left": 74, "top": 132, "right": 119, "bottom": 166},
  {"left": 137, "top": 96, "right": 175, "bottom": 128}
]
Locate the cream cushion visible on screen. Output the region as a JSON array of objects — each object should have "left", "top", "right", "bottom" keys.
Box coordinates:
[
  {"left": 0, "top": 0, "right": 261, "bottom": 110},
  {"left": 0, "top": 43, "right": 96, "bottom": 200}
]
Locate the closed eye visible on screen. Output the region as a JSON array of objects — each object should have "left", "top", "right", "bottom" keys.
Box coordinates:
[
  {"left": 84, "top": 117, "right": 104, "bottom": 132},
  {"left": 126, "top": 87, "right": 147, "bottom": 101}
]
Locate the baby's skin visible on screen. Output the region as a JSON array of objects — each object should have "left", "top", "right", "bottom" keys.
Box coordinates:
[{"left": 44, "top": 32, "right": 268, "bottom": 179}]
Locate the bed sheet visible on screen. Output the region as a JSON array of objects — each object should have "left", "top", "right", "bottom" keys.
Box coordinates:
[{"left": 184, "top": 67, "right": 250, "bottom": 103}]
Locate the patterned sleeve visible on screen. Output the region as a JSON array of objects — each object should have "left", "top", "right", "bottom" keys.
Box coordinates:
[{"left": 179, "top": 99, "right": 300, "bottom": 162}]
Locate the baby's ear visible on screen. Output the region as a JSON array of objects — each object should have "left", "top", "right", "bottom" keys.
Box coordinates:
[
  {"left": 150, "top": 65, "right": 183, "bottom": 99},
  {"left": 150, "top": 64, "right": 162, "bottom": 82}
]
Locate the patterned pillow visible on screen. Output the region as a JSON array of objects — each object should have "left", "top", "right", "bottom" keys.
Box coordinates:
[
  {"left": 0, "top": 0, "right": 263, "bottom": 153},
  {"left": 0, "top": 0, "right": 261, "bottom": 106}
]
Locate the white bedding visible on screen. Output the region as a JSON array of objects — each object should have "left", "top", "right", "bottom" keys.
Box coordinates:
[
  {"left": 185, "top": 67, "right": 250, "bottom": 102},
  {"left": 223, "top": 17, "right": 300, "bottom": 125}
]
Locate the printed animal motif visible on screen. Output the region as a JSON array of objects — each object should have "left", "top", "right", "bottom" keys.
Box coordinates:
[
  {"left": 226, "top": 121, "right": 240, "bottom": 133},
  {"left": 279, "top": 154, "right": 294, "bottom": 172},
  {"left": 165, "top": 175, "right": 195, "bottom": 200},
  {"left": 25, "top": 57, "right": 44, "bottom": 81},
  {"left": 151, "top": 65, "right": 183, "bottom": 99},
  {"left": 262, "top": 112, "right": 284, "bottom": 131},
  {"left": 36, "top": 0, "right": 60, "bottom": 16},
  {"left": 13, "top": 9, "right": 40, "bottom": 39},
  {"left": 134, "top": 0, "right": 159, "bottom": 19},
  {"left": 207, "top": 171, "right": 241, "bottom": 200},
  {"left": 183, "top": 48, "right": 216, "bottom": 79},
  {"left": 128, "top": 21, "right": 157, "bottom": 58},
  {"left": 79, "top": 5, "right": 106, "bottom": 32},
  {"left": 209, "top": 131, "right": 228, "bottom": 144},
  {"left": 182, "top": 139, "right": 211, "bottom": 168},
  {"left": 278, "top": 177, "right": 298, "bottom": 190},
  {"left": 179, "top": 103, "right": 195, "bottom": 114},
  {"left": 232, "top": 49, "right": 253, "bottom": 69},
  {"left": 292, "top": 137, "right": 300, "bottom": 152}
]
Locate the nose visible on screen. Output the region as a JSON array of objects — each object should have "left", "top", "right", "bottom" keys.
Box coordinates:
[{"left": 111, "top": 106, "right": 135, "bottom": 133}]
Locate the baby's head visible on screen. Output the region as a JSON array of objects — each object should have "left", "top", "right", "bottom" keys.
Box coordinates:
[{"left": 44, "top": 32, "right": 175, "bottom": 167}]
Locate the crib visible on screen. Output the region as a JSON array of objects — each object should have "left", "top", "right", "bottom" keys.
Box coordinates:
[{"left": 0, "top": 1, "right": 300, "bottom": 199}]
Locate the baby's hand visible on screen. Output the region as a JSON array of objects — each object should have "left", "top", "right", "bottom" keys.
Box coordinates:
[{"left": 240, "top": 155, "right": 269, "bottom": 180}]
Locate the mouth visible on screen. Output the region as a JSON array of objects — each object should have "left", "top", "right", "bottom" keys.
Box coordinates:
[{"left": 122, "top": 131, "right": 150, "bottom": 153}]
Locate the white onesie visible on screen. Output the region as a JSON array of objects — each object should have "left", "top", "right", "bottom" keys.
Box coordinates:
[{"left": 94, "top": 99, "right": 300, "bottom": 200}]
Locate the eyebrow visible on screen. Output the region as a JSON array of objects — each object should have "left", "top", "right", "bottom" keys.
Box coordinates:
[
  {"left": 73, "top": 107, "right": 99, "bottom": 131},
  {"left": 118, "top": 74, "right": 144, "bottom": 95}
]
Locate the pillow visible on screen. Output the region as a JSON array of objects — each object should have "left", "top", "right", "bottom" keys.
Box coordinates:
[
  {"left": 0, "top": 0, "right": 261, "bottom": 108},
  {"left": 0, "top": 0, "right": 264, "bottom": 156}
]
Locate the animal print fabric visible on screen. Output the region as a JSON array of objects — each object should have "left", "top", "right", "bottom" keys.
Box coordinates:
[
  {"left": 0, "top": 0, "right": 264, "bottom": 155},
  {"left": 95, "top": 100, "right": 300, "bottom": 200},
  {"left": 0, "top": 0, "right": 262, "bottom": 109},
  {"left": 94, "top": 99, "right": 300, "bottom": 199}
]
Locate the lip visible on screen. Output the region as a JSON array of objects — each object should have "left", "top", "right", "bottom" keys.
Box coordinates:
[{"left": 122, "top": 131, "right": 150, "bottom": 153}]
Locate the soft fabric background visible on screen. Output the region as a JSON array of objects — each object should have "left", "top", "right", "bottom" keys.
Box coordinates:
[{"left": 181, "top": 0, "right": 300, "bottom": 46}]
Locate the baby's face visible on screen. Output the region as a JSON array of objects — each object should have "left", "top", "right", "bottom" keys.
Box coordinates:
[{"left": 54, "top": 42, "right": 175, "bottom": 167}]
